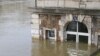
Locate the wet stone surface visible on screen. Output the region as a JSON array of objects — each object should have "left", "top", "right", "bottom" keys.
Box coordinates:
[{"left": 32, "top": 39, "right": 98, "bottom": 56}]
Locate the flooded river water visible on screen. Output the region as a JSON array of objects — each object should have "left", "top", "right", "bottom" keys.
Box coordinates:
[{"left": 32, "top": 39, "right": 98, "bottom": 56}]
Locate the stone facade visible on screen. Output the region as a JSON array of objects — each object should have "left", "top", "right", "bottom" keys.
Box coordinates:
[
  {"left": 40, "top": 15, "right": 60, "bottom": 41},
  {"left": 36, "top": 0, "right": 100, "bottom": 10},
  {"left": 32, "top": 14, "right": 92, "bottom": 44},
  {"left": 31, "top": 13, "right": 100, "bottom": 46},
  {"left": 32, "top": 0, "right": 100, "bottom": 46}
]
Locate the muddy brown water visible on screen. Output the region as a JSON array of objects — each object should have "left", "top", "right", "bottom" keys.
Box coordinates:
[{"left": 32, "top": 39, "right": 98, "bottom": 56}]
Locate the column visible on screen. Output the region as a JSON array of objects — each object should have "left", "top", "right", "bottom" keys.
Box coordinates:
[
  {"left": 88, "top": 17, "right": 92, "bottom": 45},
  {"left": 85, "top": 16, "right": 92, "bottom": 46},
  {"left": 95, "top": 32, "right": 98, "bottom": 46},
  {"left": 43, "top": 28, "right": 46, "bottom": 39},
  {"left": 60, "top": 27, "right": 64, "bottom": 42},
  {"left": 31, "top": 14, "right": 40, "bottom": 39},
  {"left": 59, "top": 19, "right": 64, "bottom": 42}
]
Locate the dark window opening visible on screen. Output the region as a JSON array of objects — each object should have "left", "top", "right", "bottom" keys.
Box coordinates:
[
  {"left": 66, "top": 21, "right": 77, "bottom": 32},
  {"left": 67, "top": 34, "right": 76, "bottom": 42},
  {"left": 48, "top": 30, "right": 55, "bottom": 37},
  {"left": 66, "top": 21, "right": 88, "bottom": 33},
  {"left": 79, "top": 35, "right": 88, "bottom": 43}
]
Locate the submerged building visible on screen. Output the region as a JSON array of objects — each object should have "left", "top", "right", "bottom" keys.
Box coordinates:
[{"left": 32, "top": 0, "right": 100, "bottom": 46}]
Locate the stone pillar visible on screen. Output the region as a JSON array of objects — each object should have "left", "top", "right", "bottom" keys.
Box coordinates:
[
  {"left": 55, "top": 29, "right": 57, "bottom": 41},
  {"left": 59, "top": 28, "right": 64, "bottom": 42},
  {"left": 43, "top": 27, "right": 46, "bottom": 39},
  {"left": 95, "top": 32, "right": 98, "bottom": 46},
  {"left": 83, "top": 16, "right": 92, "bottom": 45},
  {"left": 88, "top": 17, "right": 92, "bottom": 46},
  {"left": 59, "top": 14, "right": 73, "bottom": 42},
  {"left": 31, "top": 14, "right": 40, "bottom": 39},
  {"left": 59, "top": 18, "right": 63, "bottom": 41},
  {"left": 59, "top": 16, "right": 65, "bottom": 42}
]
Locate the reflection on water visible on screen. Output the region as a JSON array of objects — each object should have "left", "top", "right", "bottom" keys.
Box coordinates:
[{"left": 32, "top": 39, "right": 97, "bottom": 56}]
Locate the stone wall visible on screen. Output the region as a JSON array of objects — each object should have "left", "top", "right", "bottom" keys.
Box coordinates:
[
  {"left": 92, "top": 18, "right": 100, "bottom": 46},
  {"left": 31, "top": 14, "right": 40, "bottom": 38},
  {"left": 39, "top": 14, "right": 61, "bottom": 40},
  {"left": 59, "top": 14, "right": 92, "bottom": 45},
  {"left": 36, "top": 0, "right": 100, "bottom": 10},
  {"left": 33, "top": 13, "right": 100, "bottom": 46}
]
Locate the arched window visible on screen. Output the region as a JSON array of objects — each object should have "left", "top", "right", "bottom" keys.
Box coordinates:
[
  {"left": 66, "top": 21, "right": 88, "bottom": 43},
  {"left": 66, "top": 21, "right": 88, "bottom": 33}
]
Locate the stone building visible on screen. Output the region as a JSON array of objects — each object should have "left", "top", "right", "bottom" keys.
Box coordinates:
[{"left": 32, "top": 0, "right": 100, "bottom": 46}]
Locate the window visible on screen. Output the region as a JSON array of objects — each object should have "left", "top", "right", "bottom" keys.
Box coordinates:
[{"left": 48, "top": 30, "right": 55, "bottom": 37}]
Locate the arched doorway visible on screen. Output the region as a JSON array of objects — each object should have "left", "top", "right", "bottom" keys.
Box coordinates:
[{"left": 66, "top": 21, "right": 89, "bottom": 43}]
